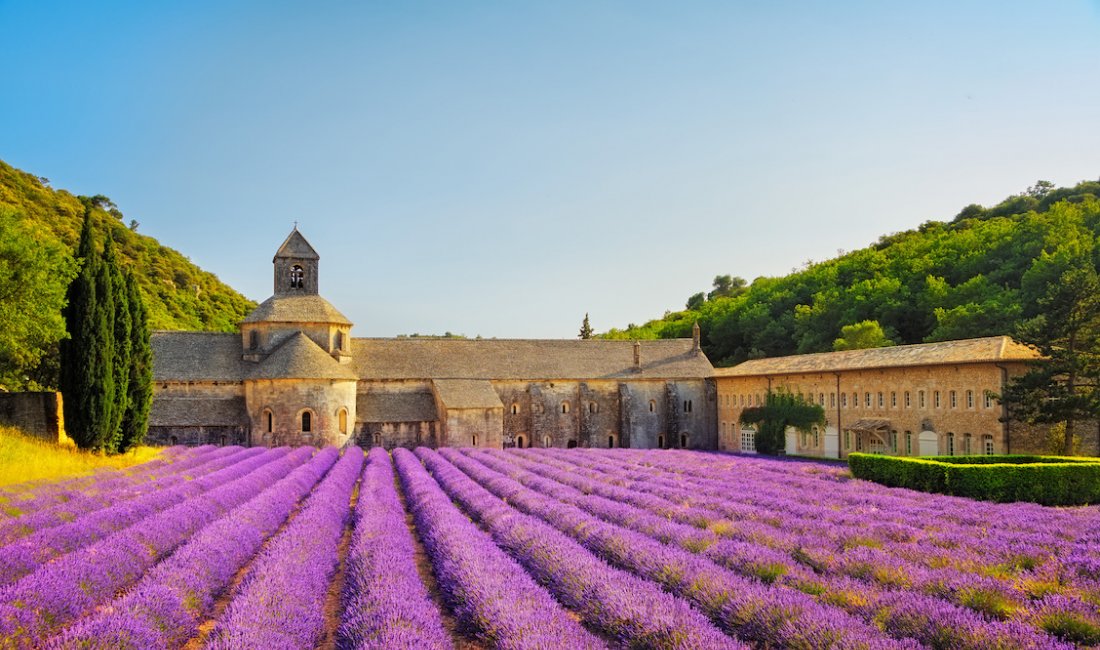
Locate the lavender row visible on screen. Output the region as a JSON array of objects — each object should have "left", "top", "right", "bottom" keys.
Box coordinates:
[
  {"left": 336, "top": 448, "right": 452, "bottom": 650},
  {"left": 441, "top": 449, "right": 908, "bottom": 650},
  {"left": 393, "top": 448, "right": 605, "bottom": 650},
  {"left": 0, "top": 445, "right": 245, "bottom": 547},
  {"left": 50, "top": 448, "right": 341, "bottom": 649},
  {"left": 0, "top": 446, "right": 268, "bottom": 587},
  {"left": 205, "top": 447, "right": 365, "bottom": 649},
  {"left": 418, "top": 448, "right": 743, "bottom": 649},
  {"left": 481, "top": 450, "right": 1074, "bottom": 649},
  {"left": 0, "top": 446, "right": 311, "bottom": 646}
]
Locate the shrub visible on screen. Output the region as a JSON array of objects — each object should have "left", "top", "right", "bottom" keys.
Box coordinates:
[{"left": 848, "top": 453, "right": 1100, "bottom": 506}]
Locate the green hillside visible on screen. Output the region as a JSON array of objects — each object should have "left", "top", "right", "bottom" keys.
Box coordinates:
[
  {"left": 603, "top": 179, "right": 1100, "bottom": 366},
  {"left": 0, "top": 160, "right": 256, "bottom": 389}
]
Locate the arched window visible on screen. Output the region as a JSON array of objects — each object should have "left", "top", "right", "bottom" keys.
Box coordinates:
[
  {"left": 511, "top": 403, "right": 519, "bottom": 415},
  {"left": 472, "top": 434, "right": 478, "bottom": 447},
  {"left": 561, "top": 401, "right": 570, "bottom": 414},
  {"left": 170, "top": 435, "right": 179, "bottom": 446},
  {"left": 588, "top": 402, "right": 598, "bottom": 414},
  {"left": 289, "top": 264, "right": 305, "bottom": 289},
  {"left": 543, "top": 435, "right": 552, "bottom": 447},
  {"left": 338, "top": 408, "right": 348, "bottom": 434},
  {"left": 264, "top": 409, "right": 274, "bottom": 433},
  {"left": 301, "top": 410, "right": 312, "bottom": 433},
  {"left": 249, "top": 330, "right": 259, "bottom": 350},
  {"left": 515, "top": 434, "right": 526, "bottom": 448},
  {"left": 648, "top": 400, "right": 656, "bottom": 413}
]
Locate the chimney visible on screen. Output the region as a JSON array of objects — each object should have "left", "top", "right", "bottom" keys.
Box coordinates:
[
  {"left": 633, "top": 341, "right": 641, "bottom": 371},
  {"left": 692, "top": 321, "right": 701, "bottom": 354}
]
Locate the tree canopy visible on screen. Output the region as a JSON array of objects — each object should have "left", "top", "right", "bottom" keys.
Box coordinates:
[
  {"left": 601, "top": 179, "right": 1100, "bottom": 368},
  {"left": 0, "top": 159, "right": 256, "bottom": 390}
]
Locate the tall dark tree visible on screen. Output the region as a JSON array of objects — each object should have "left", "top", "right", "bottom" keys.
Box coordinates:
[
  {"left": 579, "top": 313, "right": 593, "bottom": 339},
  {"left": 1001, "top": 260, "right": 1100, "bottom": 455},
  {"left": 104, "top": 233, "right": 131, "bottom": 452},
  {"left": 740, "top": 389, "right": 825, "bottom": 455},
  {"left": 119, "top": 271, "right": 152, "bottom": 452},
  {"left": 60, "top": 207, "right": 108, "bottom": 449}
]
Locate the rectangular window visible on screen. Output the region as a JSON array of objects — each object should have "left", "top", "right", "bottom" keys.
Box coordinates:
[
  {"left": 966, "top": 390, "right": 974, "bottom": 409},
  {"left": 904, "top": 391, "right": 911, "bottom": 408},
  {"left": 964, "top": 433, "right": 972, "bottom": 454},
  {"left": 934, "top": 391, "right": 941, "bottom": 408},
  {"left": 841, "top": 393, "right": 847, "bottom": 407},
  {"left": 856, "top": 433, "right": 863, "bottom": 451},
  {"left": 844, "top": 430, "right": 850, "bottom": 449},
  {"left": 905, "top": 431, "right": 912, "bottom": 455},
  {"left": 891, "top": 392, "right": 897, "bottom": 408},
  {"left": 741, "top": 428, "right": 756, "bottom": 453},
  {"left": 819, "top": 393, "right": 825, "bottom": 406},
  {"left": 919, "top": 391, "right": 926, "bottom": 408},
  {"left": 830, "top": 392, "right": 836, "bottom": 407},
  {"left": 865, "top": 392, "right": 871, "bottom": 407},
  {"left": 983, "top": 436, "right": 994, "bottom": 455},
  {"left": 878, "top": 392, "right": 884, "bottom": 408},
  {"left": 947, "top": 433, "right": 954, "bottom": 455},
  {"left": 950, "top": 391, "right": 957, "bottom": 408}
]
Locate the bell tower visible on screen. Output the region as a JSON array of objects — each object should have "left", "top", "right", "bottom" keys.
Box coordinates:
[{"left": 273, "top": 227, "right": 320, "bottom": 296}]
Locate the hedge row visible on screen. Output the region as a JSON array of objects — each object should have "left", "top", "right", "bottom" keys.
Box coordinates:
[
  {"left": 930, "top": 454, "right": 1098, "bottom": 465},
  {"left": 847, "top": 453, "right": 1100, "bottom": 506}
]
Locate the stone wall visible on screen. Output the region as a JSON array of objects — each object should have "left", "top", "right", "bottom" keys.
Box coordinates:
[
  {"left": 356, "top": 421, "right": 437, "bottom": 450},
  {"left": 0, "top": 392, "right": 64, "bottom": 442},
  {"left": 146, "top": 425, "right": 249, "bottom": 447},
  {"left": 245, "top": 378, "right": 356, "bottom": 447}
]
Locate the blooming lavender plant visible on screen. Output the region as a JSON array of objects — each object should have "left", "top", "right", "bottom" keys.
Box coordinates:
[
  {"left": 0, "top": 446, "right": 311, "bottom": 646},
  {"left": 393, "top": 448, "right": 606, "bottom": 650},
  {"left": 48, "top": 447, "right": 341, "bottom": 649},
  {"left": 336, "top": 448, "right": 452, "bottom": 650},
  {"left": 204, "top": 447, "right": 364, "bottom": 650}
]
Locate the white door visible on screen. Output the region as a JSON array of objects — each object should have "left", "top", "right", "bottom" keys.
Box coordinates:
[
  {"left": 918, "top": 430, "right": 938, "bottom": 456},
  {"left": 824, "top": 427, "right": 839, "bottom": 458}
]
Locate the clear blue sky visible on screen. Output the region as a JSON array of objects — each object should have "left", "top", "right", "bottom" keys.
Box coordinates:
[{"left": 2, "top": 2, "right": 1099, "bottom": 337}]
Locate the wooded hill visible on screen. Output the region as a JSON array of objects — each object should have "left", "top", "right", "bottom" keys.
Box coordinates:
[
  {"left": 602, "top": 179, "right": 1100, "bottom": 367},
  {"left": 0, "top": 160, "right": 256, "bottom": 389}
]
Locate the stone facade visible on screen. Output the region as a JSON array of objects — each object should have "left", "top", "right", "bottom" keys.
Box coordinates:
[
  {"left": 149, "top": 229, "right": 717, "bottom": 449},
  {"left": 713, "top": 337, "right": 1099, "bottom": 458},
  {"left": 0, "top": 392, "right": 64, "bottom": 443}
]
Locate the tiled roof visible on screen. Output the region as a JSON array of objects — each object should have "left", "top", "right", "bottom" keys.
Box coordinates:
[
  {"left": 357, "top": 391, "right": 438, "bottom": 422},
  {"left": 249, "top": 332, "right": 359, "bottom": 380},
  {"left": 152, "top": 332, "right": 243, "bottom": 382},
  {"left": 433, "top": 379, "right": 503, "bottom": 409},
  {"left": 241, "top": 294, "right": 352, "bottom": 325},
  {"left": 351, "top": 338, "right": 713, "bottom": 380},
  {"left": 713, "top": 336, "right": 1041, "bottom": 377},
  {"left": 274, "top": 229, "right": 319, "bottom": 260},
  {"left": 149, "top": 396, "right": 249, "bottom": 427}
]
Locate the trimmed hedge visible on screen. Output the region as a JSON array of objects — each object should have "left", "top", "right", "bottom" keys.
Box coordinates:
[{"left": 848, "top": 453, "right": 1100, "bottom": 506}]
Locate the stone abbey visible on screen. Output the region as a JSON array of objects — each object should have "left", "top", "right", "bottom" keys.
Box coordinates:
[{"left": 148, "top": 229, "right": 717, "bottom": 449}]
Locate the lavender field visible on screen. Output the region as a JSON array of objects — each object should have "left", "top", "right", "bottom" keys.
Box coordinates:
[{"left": 0, "top": 446, "right": 1098, "bottom": 649}]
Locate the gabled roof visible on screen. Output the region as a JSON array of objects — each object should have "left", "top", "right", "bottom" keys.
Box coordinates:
[
  {"left": 150, "top": 396, "right": 249, "bottom": 427},
  {"left": 273, "top": 228, "right": 319, "bottom": 260},
  {"left": 350, "top": 338, "right": 713, "bottom": 380},
  {"left": 249, "top": 332, "right": 358, "bottom": 381},
  {"left": 713, "top": 336, "right": 1042, "bottom": 378},
  {"left": 241, "top": 294, "right": 352, "bottom": 325},
  {"left": 433, "top": 379, "right": 503, "bottom": 409},
  {"left": 357, "top": 391, "right": 438, "bottom": 422},
  {"left": 152, "top": 332, "right": 243, "bottom": 382}
]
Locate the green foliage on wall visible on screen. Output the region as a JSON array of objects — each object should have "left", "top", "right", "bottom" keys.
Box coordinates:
[
  {"left": 0, "top": 159, "right": 256, "bottom": 389},
  {"left": 601, "top": 179, "right": 1100, "bottom": 367},
  {"left": 739, "top": 389, "right": 825, "bottom": 455}
]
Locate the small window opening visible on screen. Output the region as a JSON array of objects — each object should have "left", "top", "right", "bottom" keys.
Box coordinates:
[
  {"left": 658, "top": 434, "right": 665, "bottom": 449},
  {"left": 648, "top": 400, "right": 656, "bottom": 413},
  {"left": 372, "top": 432, "right": 382, "bottom": 447},
  {"left": 265, "top": 410, "right": 273, "bottom": 433},
  {"left": 289, "top": 264, "right": 304, "bottom": 289},
  {"left": 338, "top": 408, "right": 348, "bottom": 434},
  {"left": 608, "top": 435, "right": 616, "bottom": 448},
  {"left": 567, "top": 439, "right": 578, "bottom": 449},
  {"left": 472, "top": 434, "right": 478, "bottom": 447},
  {"left": 680, "top": 433, "right": 688, "bottom": 448},
  {"left": 561, "top": 401, "right": 570, "bottom": 414},
  {"left": 249, "top": 330, "right": 259, "bottom": 350},
  {"left": 543, "top": 435, "right": 552, "bottom": 447},
  {"left": 301, "top": 411, "right": 312, "bottom": 432}
]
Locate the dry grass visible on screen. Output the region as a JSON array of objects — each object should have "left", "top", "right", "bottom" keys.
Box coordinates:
[{"left": 0, "top": 425, "right": 162, "bottom": 489}]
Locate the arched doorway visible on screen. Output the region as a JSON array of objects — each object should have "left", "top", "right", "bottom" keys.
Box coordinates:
[
  {"left": 657, "top": 434, "right": 665, "bottom": 449},
  {"left": 515, "top": 434, "right": 526, "bottom": 448},
  {"left": 371, "top": 432, "right": 382, "bottom": 448},
  {"left": 567, "top": 439, "right": 578, "bottom": 449}
]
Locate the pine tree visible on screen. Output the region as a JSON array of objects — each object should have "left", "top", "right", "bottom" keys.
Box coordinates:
[
  {"left": 119, "top": 271, "right": 152, "bottom": 452},
  {"left": 579, "top": 313, "right": 594, "bottom": 340},
  {"left": 104, "top": 233, "right": 131, "bottom": 453},
  {"left": 60, "top": 207, "right": 107, "bottom": 449}
]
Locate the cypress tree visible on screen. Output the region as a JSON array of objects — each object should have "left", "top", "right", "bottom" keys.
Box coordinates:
[
  {"left": 60, "top": 208, "right": 99, "bottom": 448},
  {"left": 103, "top": 233, "right": 131, "bottom": 453},
  {"left": 89, "top": 223, "right": 116, "bottom": 451},
  {"left": 119, "top": 271, "right": 152, "bottom": 452}
]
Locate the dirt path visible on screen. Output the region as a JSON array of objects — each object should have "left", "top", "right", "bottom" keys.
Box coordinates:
[{"left": 315, "top": 480, "right": 360, "bottom": 649}]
